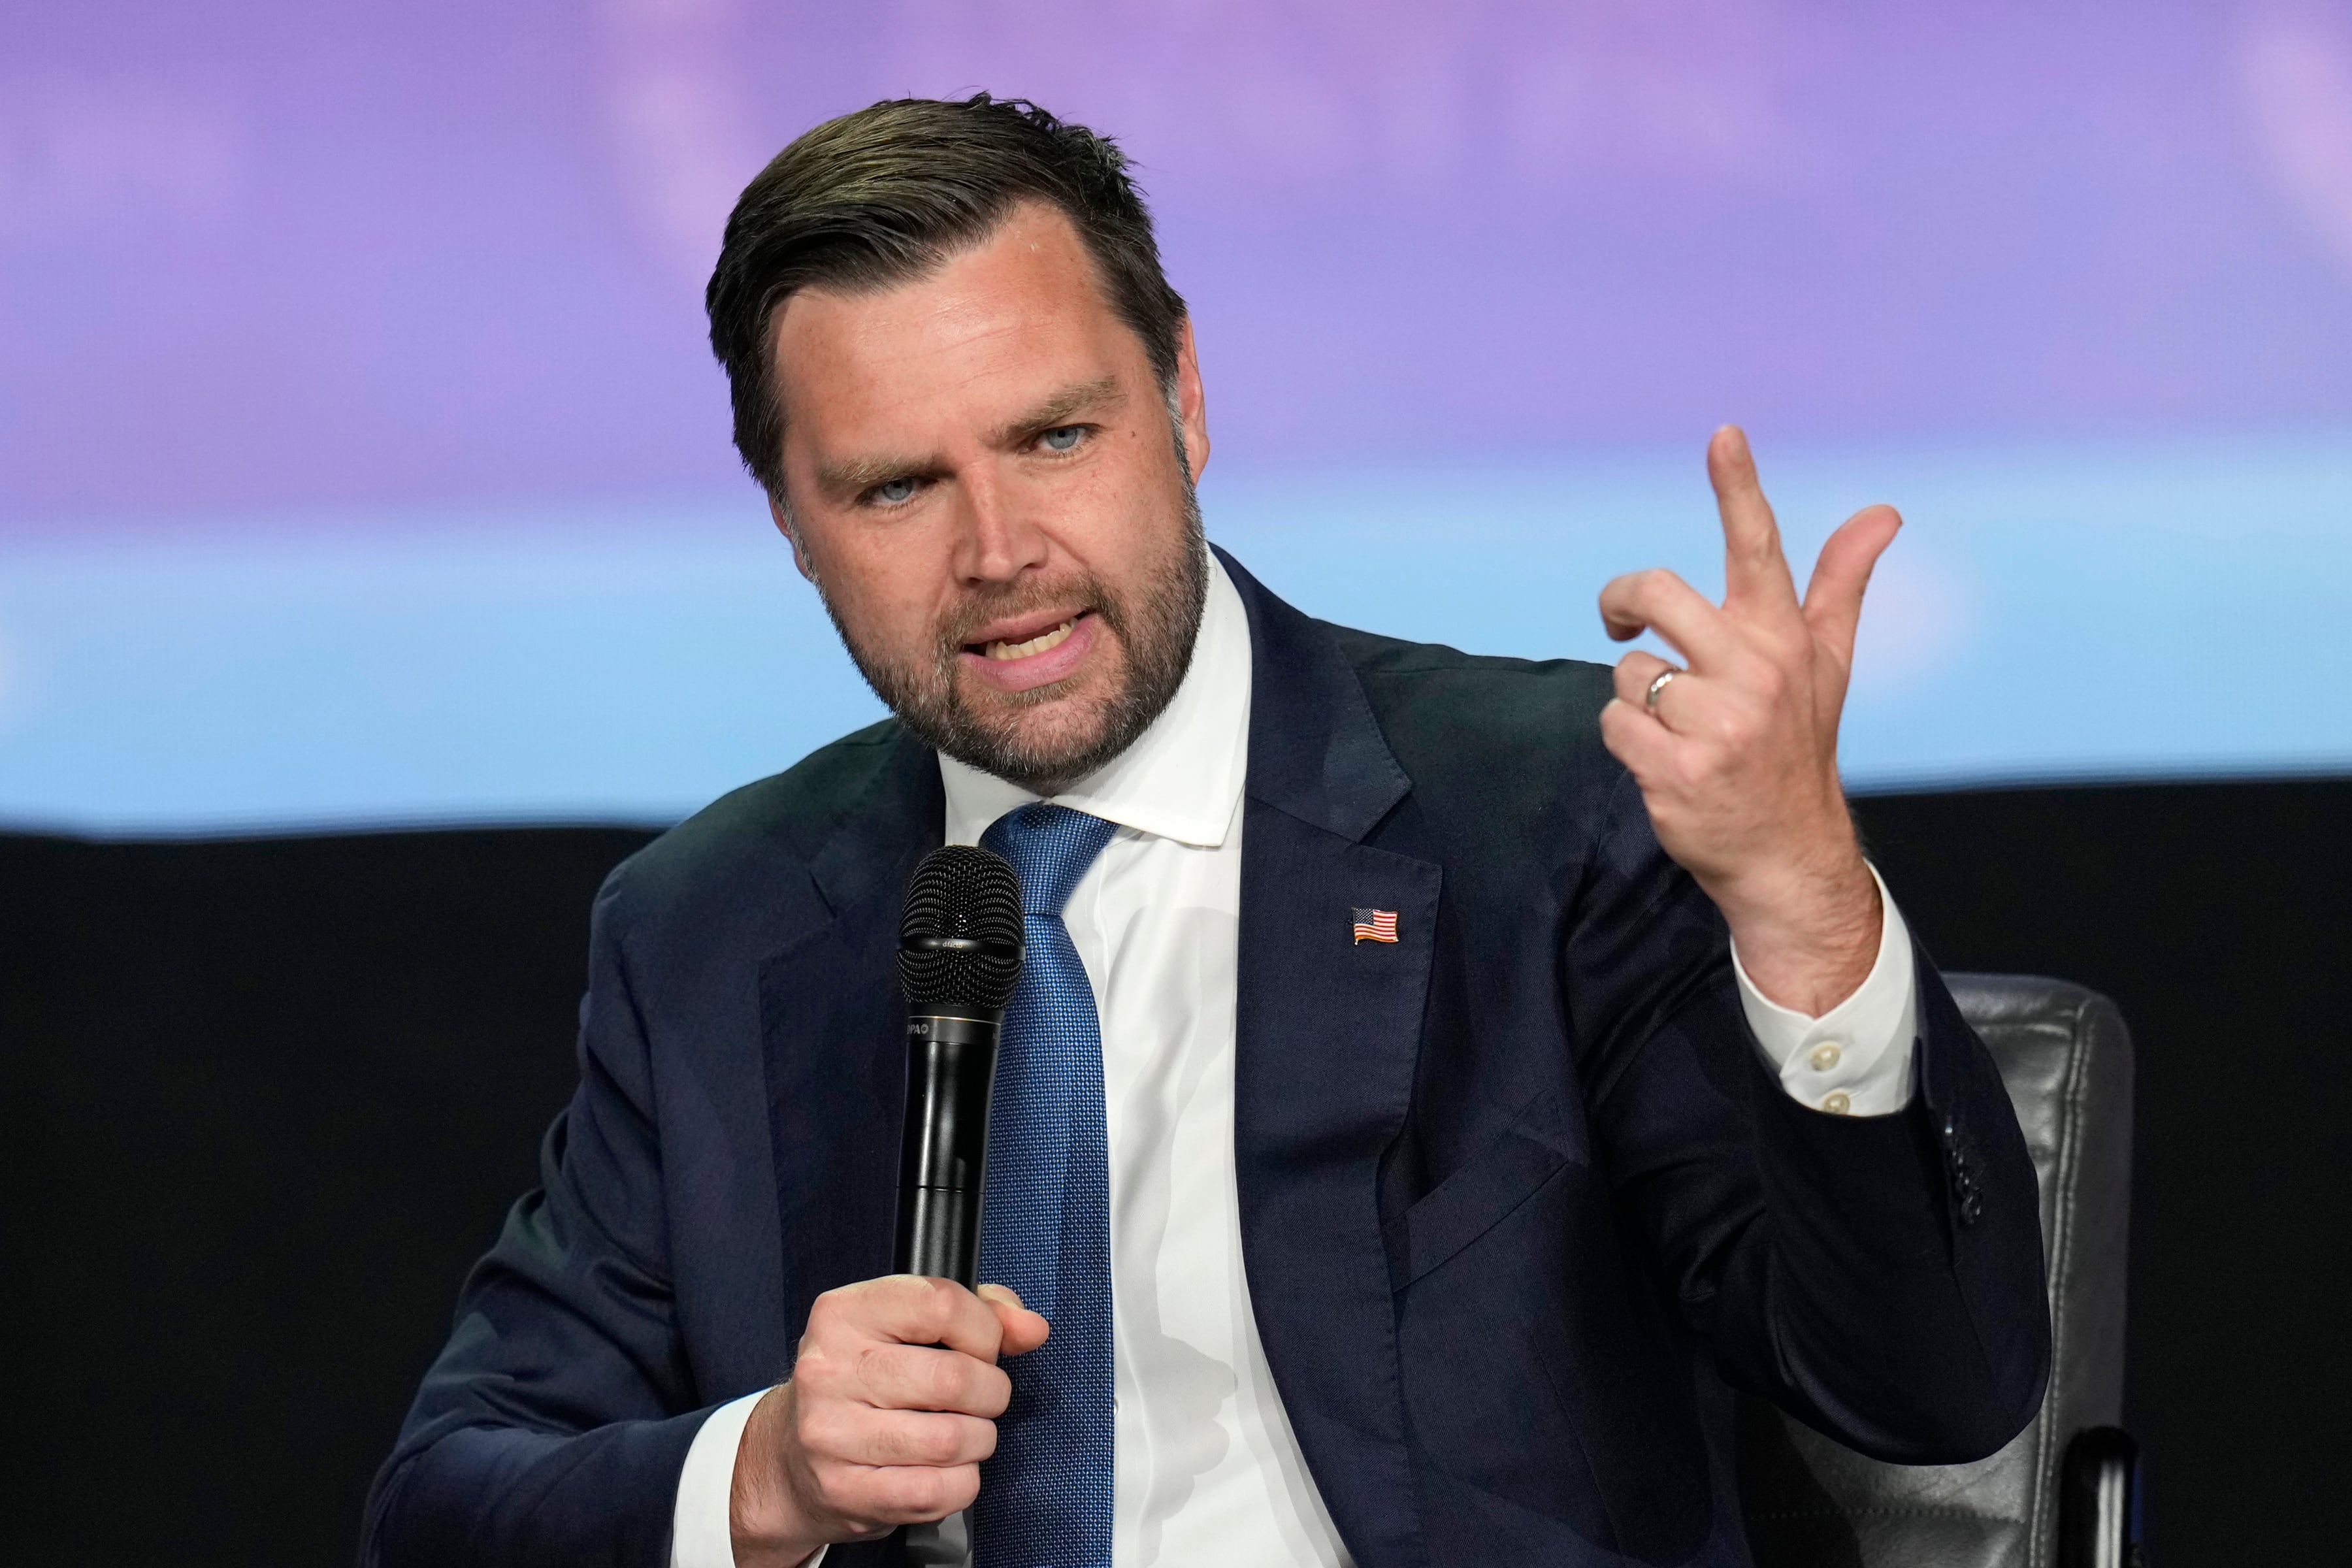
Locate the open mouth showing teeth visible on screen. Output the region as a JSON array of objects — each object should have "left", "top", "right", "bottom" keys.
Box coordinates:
[{"left": 978, "top": 617, "right": 1077, "bottom": 661}]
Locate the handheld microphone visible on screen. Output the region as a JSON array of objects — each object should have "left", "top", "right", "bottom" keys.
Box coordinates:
[{"left": 893, "top": 844, "right": 1024, "bottom": 1288}]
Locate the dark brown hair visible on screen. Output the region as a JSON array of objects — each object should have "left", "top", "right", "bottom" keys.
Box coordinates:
[{"left": 705, "top": 95, "right": 1188, "bottom": 504}]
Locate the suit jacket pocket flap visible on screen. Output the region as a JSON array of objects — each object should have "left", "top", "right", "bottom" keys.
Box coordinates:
[{"left": 1386, "top": 1092, "right": 1578, "bottom": 1292}]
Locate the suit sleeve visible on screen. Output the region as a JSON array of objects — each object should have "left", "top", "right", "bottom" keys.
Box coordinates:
[
  {"left": 361, "top": 866, "right": 720, "bottom": 1567},
  {"left": 1565, "top": 770, "right": 2050, "bottom": 1464}
]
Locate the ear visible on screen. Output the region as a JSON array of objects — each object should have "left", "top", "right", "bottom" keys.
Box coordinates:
[
  {"left": 1173, "top": 317, "right": 1211, "bottom": 483},
  {"left": 768, "top": 494, "right": 816, "bottom": 583}
]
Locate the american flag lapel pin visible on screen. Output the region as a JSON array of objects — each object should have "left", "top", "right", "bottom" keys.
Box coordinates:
[{"left": 1351, "top": 907, "right": 1399, "bottom": 944}]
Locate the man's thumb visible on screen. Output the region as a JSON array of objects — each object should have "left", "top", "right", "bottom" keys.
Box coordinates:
[
  {"left": 1803, "top": 504, "right": 1901, "bottom": 661},
  {"left": 977, "top": 1283, "right": 1051, "bottom": 1356}
]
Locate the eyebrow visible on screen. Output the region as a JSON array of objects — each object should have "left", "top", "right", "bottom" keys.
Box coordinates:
[
  {"left": 811, "top": 376, "right": 1130, "bottom": 501},
  {"left": 987, "top": 375, "right": 1126, "bottom": 449},
  {"left": 813, "top": 449, "right": 930, "bottom": 499}
]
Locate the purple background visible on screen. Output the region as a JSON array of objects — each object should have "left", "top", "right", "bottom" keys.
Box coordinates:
[
  {"left": 6, "top": 2, "right": 2352, "bottom": 830},
  {"left": 10, "top": 0, "right": 2352, "bottom": 532}
]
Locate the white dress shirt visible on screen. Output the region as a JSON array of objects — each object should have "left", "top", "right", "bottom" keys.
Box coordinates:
[{"left": 674, "top": 553, "right": 1920, "bottom": 1567}]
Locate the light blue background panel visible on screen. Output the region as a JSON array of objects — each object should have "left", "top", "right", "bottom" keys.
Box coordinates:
[{"left": 5, "top": 436, "right": 2345, "bottom": 834}]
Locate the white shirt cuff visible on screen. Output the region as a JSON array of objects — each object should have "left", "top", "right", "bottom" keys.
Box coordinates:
[
  {"left": 1729, "top": 862, "right": 1919, "bottom": 1118},
  {"left": 672, "top": 1387, "right": 828, "bottom": 1568}
]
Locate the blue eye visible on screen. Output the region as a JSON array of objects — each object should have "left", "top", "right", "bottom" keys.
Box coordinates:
[
  {"left": 872, "top": 476, "right": 919, "bottom": 505},
  {"left": 1039, "top": 425, "right": 1085, "bottom": 452}
]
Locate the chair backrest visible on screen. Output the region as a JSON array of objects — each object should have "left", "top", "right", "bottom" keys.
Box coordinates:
[{"left": 1738, "top": 975, "right": 2134, "bottom": 1568}]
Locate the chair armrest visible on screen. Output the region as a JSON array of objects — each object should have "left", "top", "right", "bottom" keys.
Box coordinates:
[{"left": 2057, "top": 1426, "right": 2142, "bottom": 1568}]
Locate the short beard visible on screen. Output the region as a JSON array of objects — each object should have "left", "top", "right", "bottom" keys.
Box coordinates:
[{"left": 807, "top": 463, "right": 1210, "bottom": 797}]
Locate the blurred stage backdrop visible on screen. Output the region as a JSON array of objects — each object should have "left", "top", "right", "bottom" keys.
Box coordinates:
[{"left": 7, "top": 0, "right": 2352, "bottom": 830}]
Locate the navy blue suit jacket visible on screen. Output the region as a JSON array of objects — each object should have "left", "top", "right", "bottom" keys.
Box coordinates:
[{"left": 365, "top": 551, "right": 2048, "bottom": 1567}]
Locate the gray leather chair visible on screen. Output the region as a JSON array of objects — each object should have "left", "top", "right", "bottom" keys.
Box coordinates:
[{"left": 1738, "top": 975, "right": 2137, "bottom": 1568}]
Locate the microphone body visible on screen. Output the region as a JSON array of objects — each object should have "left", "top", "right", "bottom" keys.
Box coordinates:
[
  {"left": 894, "top": 1011, "right": 998, "bottom": 1286},
  {"left": 892, "top": 844, "right": 1024, "bottom": 1290}
]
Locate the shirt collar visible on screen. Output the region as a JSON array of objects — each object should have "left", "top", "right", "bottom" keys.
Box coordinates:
[{"left": 939, "top": 551, "right": 1251, "bottom": 849}]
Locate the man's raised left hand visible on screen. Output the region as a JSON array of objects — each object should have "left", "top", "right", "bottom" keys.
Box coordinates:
[{"left": 1596, "top": 425, "right": 1901, "bottom": 1017}]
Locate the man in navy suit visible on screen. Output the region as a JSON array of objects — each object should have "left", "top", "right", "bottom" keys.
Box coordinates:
[{"left": 366, "top": 96, "right": 2047, "bottom": 1567}]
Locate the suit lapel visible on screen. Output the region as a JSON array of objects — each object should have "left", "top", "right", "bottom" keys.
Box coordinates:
[
  {"left": 757, "top": 731, "right": 943, "bottom": 1350},
  {"left": 1222, "top": 549, "right": 1437, "bottom": 1568}
]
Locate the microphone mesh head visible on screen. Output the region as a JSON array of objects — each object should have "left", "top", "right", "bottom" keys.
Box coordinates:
[{"left": 898, "top": 844, "right": 1024, "bottom": 1011}]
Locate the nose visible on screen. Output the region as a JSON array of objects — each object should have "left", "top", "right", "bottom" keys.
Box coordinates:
[{"left": 949, "top": 465, "right": 1049, "bottom": 586}]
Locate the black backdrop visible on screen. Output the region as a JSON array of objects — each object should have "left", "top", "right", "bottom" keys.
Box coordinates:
[{"left": 8, "top": 779, "right": 2347, "bottom": 1564}]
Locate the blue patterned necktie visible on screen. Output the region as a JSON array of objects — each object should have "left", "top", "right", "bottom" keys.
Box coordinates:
[{"left": 972, "top": 802, "right": 1119, "bottom": 1568}]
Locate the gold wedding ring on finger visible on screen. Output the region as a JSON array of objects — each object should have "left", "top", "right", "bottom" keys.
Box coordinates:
[{"left": 1644, "top": 666, "right": 1683, "bottom": 715}]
